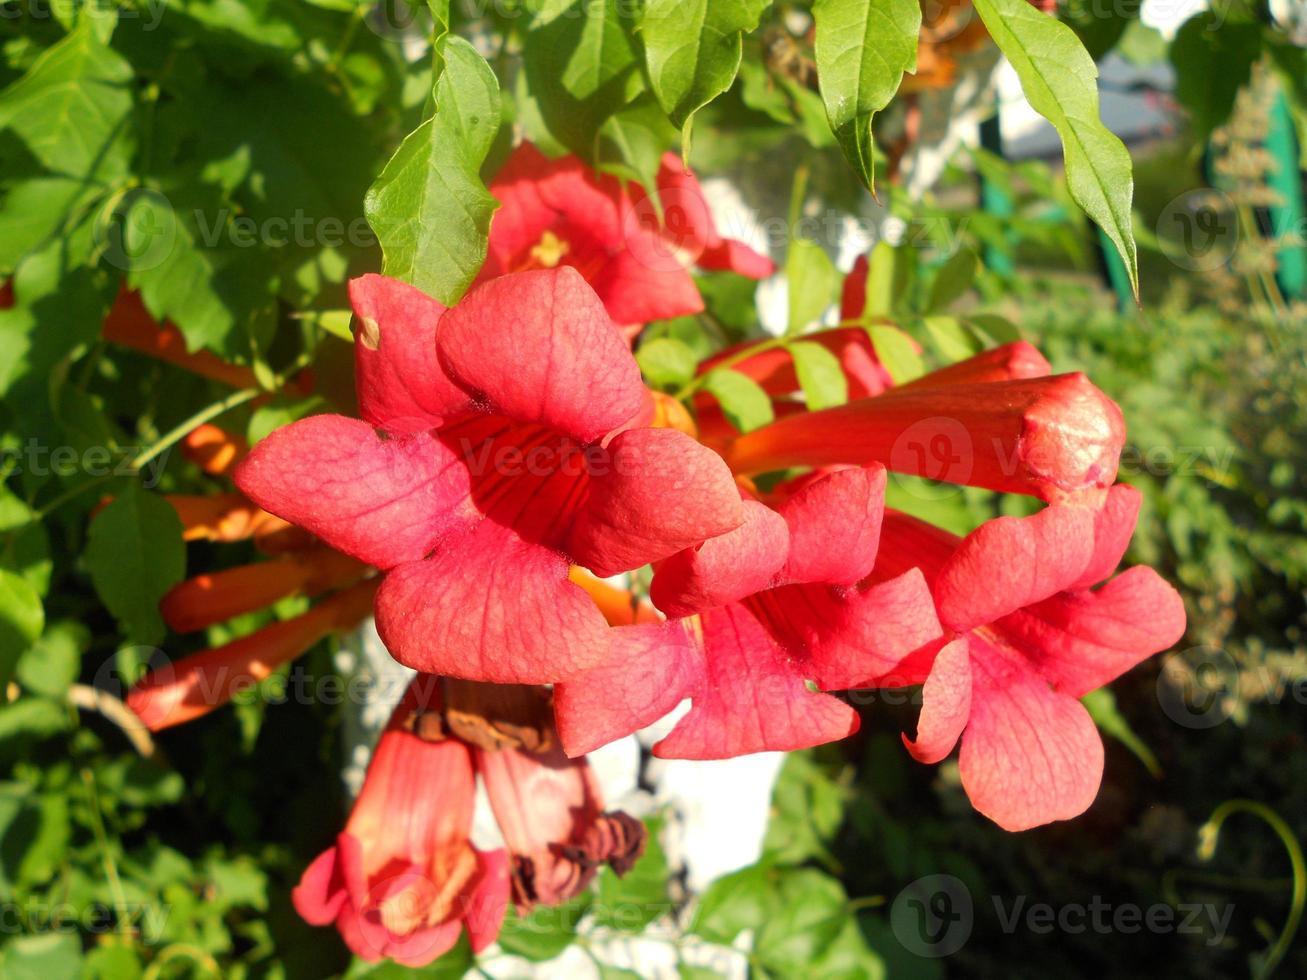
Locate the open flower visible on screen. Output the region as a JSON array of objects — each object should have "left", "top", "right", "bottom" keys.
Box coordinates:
[
  {"left": 554, "top": 466, "right": 942, "bottom": 759},
  {"left": 875, "top": 485, "right": 1187, "bottom": 830},
  {"left": 235, "top": 268, "right": 745, "bottom": 685},
  {"left": 293, "top": 680, "right": 510, "bottom": 967},
  {"left": 483, "top": 143, "right": 773, "bottom": 334}
]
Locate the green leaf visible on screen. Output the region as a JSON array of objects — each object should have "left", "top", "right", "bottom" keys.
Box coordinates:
[
  {"left": 84, "top": 484, "right": 185, "bottom": 645},
  {"left": 812, "top": 0, "right": 920, "bottom": 191},
  {"left": 691, "top": 864, "right": 774, "bottom": 943},
  {"left": 753, "top": 869, "right": 848, "bottom": 975},
  {"left": 641, "top": 0, "right": 771, "bottom": 144},
  {"left": 16, "top": 621, "right": 86, "bottom": 697},
  {"left": 762, "top": 751, "right": 845, "bottom": 865},
  {"left": 497, "top": 895, "right": 590, "bottom": 961},
  {"left": 0, "top": 569, "right": 43, "bottom": 691},
  {"left": 596, "top": 95, "right": 679, "bottom": 192},
  {"left": 787, "top": 239, "right": 838, "bottom": 333},
  {"left": 926, "top": 249, "right": 977, "bottom": 312},
  {"left": 0, "top": 933, "right": 83, "bottom": 980},
  {"left": 702, "top": 368, "right": 774, "bottom": 433},
  {"left": 637, "top": 336, "right": 699, "bottom": 390},
  {"left": 789, "top": 340, "right": 848, "bottom": 409},
  {"left": 868, "top": 324, "right": 923, "bottom": 383},
  {"left": 365, "top": 36, "right": 501, "bottom": 306},
  {"left": 972, "top": 0, "right": 1138, "bottom": 298},
  {"left": 1170, "top": 14, "right": 1261, "bottom": 142},
  {"left": 0, "top": 698, "right": 69, "bottom": 742},
  {"left": 592, "top": 816, "right": 669, "bottom": 932},
  {"left": 920, "top": 314, "right": 980, "bottom": 363},
  {"left": 964, "top": 312, "right": 1022, "bottom": 344},
  {"left": 0, "top": 18, "right": 133, "bottom": 180},
  {"left": 523, "top": 0, "right": 643, "bottom": 160}
]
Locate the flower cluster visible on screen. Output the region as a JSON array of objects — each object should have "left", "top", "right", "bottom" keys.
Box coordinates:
[{"left": 120, "top": 145, "right": 1185, "bottom": 963}]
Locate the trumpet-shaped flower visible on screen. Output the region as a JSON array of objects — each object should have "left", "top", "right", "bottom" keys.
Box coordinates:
[
  {"left": 483, "top": 144, "right": 773, "bottom": 332},
  {"left": 876, "top": 485, "right": 1187, "bottom": 830},
  {"left": 293, "top": 681, "right": 510, "bottom": 966},
  {"left": 554, "top": 466, "right": 942, "bottom": 758},
  {"left": 235, "top": 268, "right": 745, "bottom": 685}
]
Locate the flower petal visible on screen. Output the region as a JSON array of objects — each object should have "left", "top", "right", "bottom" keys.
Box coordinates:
[
  {"left": 934, "top": 503, "right": 1097, "bottom": 633},
  {"left": 796, "top": 569, "right": 944, "bottom": 690},
  {"left": 1002, "top": 565, "right": 1187, "bottom": 698},
  {"left": 554, "top": 621, "right": 700, "bottom": 757},
  {"left": 461, "top": 849, "right": 511, "bottom": 953},
  {"left": 235, "top": 415, "right": 472, "bottom": 569},
  {"left": 778, "top": 465, "right": 885, "bottom": 586},
  {"left": 589, "top": 245, "right": 705, "bottom": 325},
  {"left": 568, "top": 427, "right": 744, "bottom": 578},
  {"left": 653, "top": 604, "right": 859, "bottom": 759},
  {"left": 903, "top": 638, "right": 972, "bottom": 764},
  {"left": 375, "top": 519, "right": 611, "bottom": 684},
  {"left": 698, "top": 239, "right": 775, "bottom": 279},
  {"left": 350, "top": 274, "right": 470, "bottom": 433},
  {"left": 437, "top": 267, "right": 646, "bottom": 443},
  {"left": 293, "top": 844, "right": 350, "bottom": 926},
  {"left": 1066, "top": 483, "right": 1142, "bottom": 591},
  {"left": 958, "top": 635, "right": 1104, "bottom": 831},
  {"left": 649, "top": 500, "right": 788, "bottom": 617}
]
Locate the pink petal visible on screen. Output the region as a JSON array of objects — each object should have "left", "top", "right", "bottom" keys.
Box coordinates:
[
  {"left": 1066, "top": 483, "right": 1142, "bottom": 591},
  {"left": 385, "top": 919, "right": 464, "bottom": 968},
  {"left": 350, "top": 274, "right": 470, "bottom": 433},
  {"left": 653, "top": 604, "right": 859, "bottom": 759},
  {"left": 437, "top": 267, "right": 646, "bottom": 444},
  {"left": 374, "top": 519, "right": 610, "bottom": 684},
  {"left": 778, "top": 465, "right": 885, "bottom": 586},
  {"left": 485, "top": 143, "right": 560, "bottom": 276},
  {"left": 698, "top": 239, "right": 776, "bottom": 278},
  {"left": 649, "top": 500, "right": 788, "bottom": 617},
  {"left": 234, "top": 415, "right": 471, "bottom": 569},
  {"left": 292, "top": 846, "right": 349, "bottom": 926},
  {"left": 902, "top": 341, "right": 1051, "bottom": 389},
  {"left": 796, "top": 569, "right": 944, "bottom": 690},
  {"left": 934, "top": 504, "right": 1098, "bottom": 633},
  {"left": 958, "top": 635, "right": 1105, "bottom": 831},
  {"left": 1002, "top": 565, "right": 1187, "bottom": 698},
  {"left": 590, "top": 245, "right": 705, "bottom": 325},
  {"left": 554, "top": 621, "right": 700, "bottom": 757},
  {"left": 461, "top": 849, "right": 511, "bottom": 953},
  {"left": 567, "top": 427, "right": 744, "bottom": 578},
  {"left": 903, "top": 638, "right": 972, "bottom": 764}
]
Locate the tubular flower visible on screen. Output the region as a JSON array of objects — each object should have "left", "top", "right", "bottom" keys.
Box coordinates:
[
  {"left": 724, "top": 360, "right": 1126, "bottom": 501},
  {"left": 482, "top": 143, "right": 773, "bottom": 334},
  {"left": 126, "top": 424, "right": 375, "bottom": 730},
  {"left": 235, "top": 268, "right": 746, "bottom": 686},
  {"left": 875, "top": 485, "right": 1187, "bottom": 831},
  {"left": 455, "top": 681, "right": 647, "bottom": 911},
  {"left": 293, "top": 680, "right": 511, "bottom": 967},
  {"left": 554, "top": 466, "right": 943, "bottom": 759}
]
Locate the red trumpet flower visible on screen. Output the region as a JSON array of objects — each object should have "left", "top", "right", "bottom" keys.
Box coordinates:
[
  {"left": 236, "top": 269, "right": 746, "bottom": 686},
  {"left": 554, "top": 466, "right": 942, "bottom": 758},
  {"left": 876, "top": 486, "right": 1186, "bottom": 830},
  {"left": 293, "top": 681, "right": 510, "bottom": 966},
  {"left": 483, "top": 143, "right": 773, "bottom": 334}
]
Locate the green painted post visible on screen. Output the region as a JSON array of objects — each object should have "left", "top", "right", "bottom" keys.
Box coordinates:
[
  {"left": 1266, "top": 91, "right": 1306, "bottom": 300},
  {"left": 978, "top": 113, "right": 1014, "bottom": 276},
  {"left": 1098, "top": 226, "right": 1133, "bottom": 313}
]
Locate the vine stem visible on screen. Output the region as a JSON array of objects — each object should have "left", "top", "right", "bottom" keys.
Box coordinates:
[
  {"left": 1197, "top": 799, "right": 1305, "bottom": 980},
  {"left": 80, "top": 768, "right": 132, "bottom": 937},
  {"left": 30, "top": 385, "right": 261, "bottom": 522}
]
